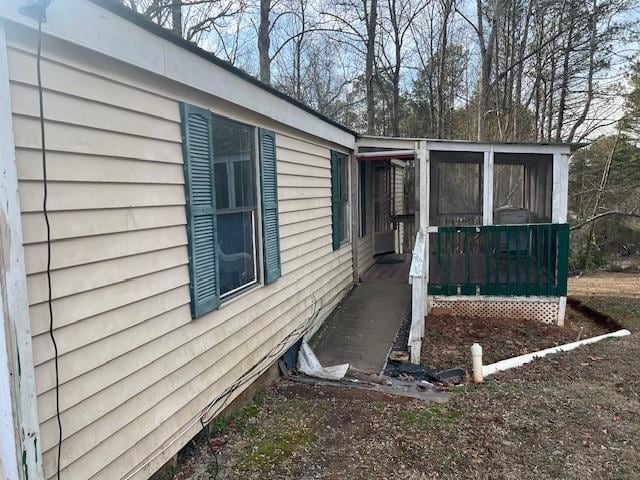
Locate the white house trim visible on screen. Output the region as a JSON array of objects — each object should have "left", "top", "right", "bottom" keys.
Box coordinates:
[
  {"left": 0, "top": 19, "right": 43, "bottom": 480},
  {"left": 482, "top": 146, "right": 494, "bottom": 225},
  {"left": 0, "top": 0, "right": 355, "bottom": 149},
  {"left": 552, "top": 151, "right": 570, "bottom": 223}
]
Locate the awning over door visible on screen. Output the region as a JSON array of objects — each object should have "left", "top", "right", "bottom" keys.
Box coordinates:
[{"left": 357, "top": 150, "right": 414, "bottom": 161}]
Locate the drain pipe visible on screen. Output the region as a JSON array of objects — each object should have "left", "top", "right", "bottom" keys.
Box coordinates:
[
  {"left": 471, "top": 343, "right": 483, "bottom": 383},
  {"left": 482, "top": 329, "right": 631, "bottom": 377}
]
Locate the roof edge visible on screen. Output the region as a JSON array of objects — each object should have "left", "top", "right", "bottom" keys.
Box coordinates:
[{"left": 89, "top": 0, "right": 358, "bottom": 137}]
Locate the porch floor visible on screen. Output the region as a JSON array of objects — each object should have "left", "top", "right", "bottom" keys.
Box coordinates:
[{"left": 310, "top": 255, "right": 411, "bottom": 373}]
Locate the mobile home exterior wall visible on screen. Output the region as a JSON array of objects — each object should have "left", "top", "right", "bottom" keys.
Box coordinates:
[{"left": 1, "top": 3, "right": 356, "bottom": 478}]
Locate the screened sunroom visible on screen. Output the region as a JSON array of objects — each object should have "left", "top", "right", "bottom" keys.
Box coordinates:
[{"left": 355, "top": 137, "right": 577, "bottom": 363}]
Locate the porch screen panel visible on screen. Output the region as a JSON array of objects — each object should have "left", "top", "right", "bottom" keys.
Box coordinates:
[{"left": 430, "top": 150, "right": 483, "bottom": 226}]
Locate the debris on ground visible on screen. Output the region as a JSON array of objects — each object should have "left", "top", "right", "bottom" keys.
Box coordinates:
[
  {"left": 296, "top": 340, "right": 349, "bottom": 380},
  {"left": 384, "top": 361, "right": 465, "bottom": 384},
  {"left": 170, "top": 273, "right": 640, "bottom": 480}
]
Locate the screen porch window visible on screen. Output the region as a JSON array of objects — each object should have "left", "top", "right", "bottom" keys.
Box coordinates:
[
  {"left": 212, "top": 116, "right": 258, "bottom": 297},
  {"left": 430, "top": 151, "right": 484, "bottom": 226}
]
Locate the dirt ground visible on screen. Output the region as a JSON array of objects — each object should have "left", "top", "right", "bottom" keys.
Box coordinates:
[
  {"left": 171, "top": 272, "right": 640, "bottom": 480},
  {"left": 420, "top": 310, "right": 610, "bottom": 372}
]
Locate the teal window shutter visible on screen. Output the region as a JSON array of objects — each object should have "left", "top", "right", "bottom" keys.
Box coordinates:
[
  {"left": 330, "top": 150, "right": 341, "bottom": 251},
  {"left": 180, "top": 103, "right": 220, "bottom": 318},
  {"left": 259, "top": 128, "right": 281, "bottom": 284}
]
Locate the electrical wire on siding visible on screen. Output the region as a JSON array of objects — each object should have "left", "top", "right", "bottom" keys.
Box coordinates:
[
  {"left": 31, "top": 1, "right": 63, "bottom": 478},
  {"left": 122, "top": 283, "right": 351, "bottom": 480}
]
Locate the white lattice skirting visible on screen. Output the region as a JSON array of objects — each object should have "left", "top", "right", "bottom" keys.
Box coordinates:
[{"left": 428, "top": 295, "right": 566, "bottom": 326}]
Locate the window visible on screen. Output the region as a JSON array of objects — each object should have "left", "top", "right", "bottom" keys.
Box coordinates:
[
  {"left": 340, "top": 154, "right": 350, "bottom": 243},
  {"left": 212, "top": 116, "right": 258, "bottom": 297},
  {"left": 331, "top": 151, "right": 350, "bottom": 249},
  {"left": 359, "top": 162, "right": 367, "bottom": 236},
  {"left": 180, "top": 103, "right": 281, "bottom": 318}
]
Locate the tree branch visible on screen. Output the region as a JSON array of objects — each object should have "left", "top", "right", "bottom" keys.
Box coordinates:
[{"left": 571, "top": 210, "right": 640, "bottom": 231}]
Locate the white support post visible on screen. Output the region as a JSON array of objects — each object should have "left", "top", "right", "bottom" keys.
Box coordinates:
[
  {"left": 558, "top": 296, "right": 567, "bottom": 327},
  {"left": 410, "top": 273, "right": 425, "bottom": 363},
  {"left": 483, "top": 146, "right": 494, "bottom": 225},
  {"left": 552, "top": 151, "right": 569, "bottom": 223},
  {"left": 417, "top": 141, "right": 429, "bottom": 231},
  {"left": 552, "top": 150, "right": 569, "bottom": 326},
  {"left": 409, "top": 230, "right": 426, "bottom": 364},
  {"left": 0, "top": 21, "right": 44, "bottom": 480}
]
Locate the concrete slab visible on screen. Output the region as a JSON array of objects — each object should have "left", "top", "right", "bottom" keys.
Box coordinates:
[{"left": 310, "top": 267, "right": 411, "bottom": 373}]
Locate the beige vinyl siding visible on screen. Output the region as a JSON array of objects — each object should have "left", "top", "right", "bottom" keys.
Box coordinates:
[
  {"left": 357, "top": 163, "right": 375, "bottom": 277},
  {"left": 7, "top": 23, "right": 354, "bottom": 480}
]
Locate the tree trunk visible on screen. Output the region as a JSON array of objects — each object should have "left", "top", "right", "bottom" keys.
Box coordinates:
[
  {"left": 476, "top": 0, "right": 499, "bottom": 141},
  {"left": 513, "top": 0, "right": 532, "bottom": 140},
  {"left": 366, "top": 0, "right": 378, "bottom": 134},
  {"left": 259, "top": 0, "right": 271, "bottom": 84},
  {"left": 171, "top": 1, "right": 182, "bottom": 37},
  {"left": 568, "top": 0, "right": 597, "bottom": 142},
  {"left": 436, "top": 0, "right": 452, "bottom": 138},
  {"left": 586, "top": 128, "right": 621, "bottom": 257},
  {"left": 555, "top": 3, "right": 574, "bottom": 142}
]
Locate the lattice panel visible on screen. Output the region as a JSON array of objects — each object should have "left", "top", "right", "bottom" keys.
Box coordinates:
[{"left": 429, "top": 297, "right": 561, "bottom": 325}]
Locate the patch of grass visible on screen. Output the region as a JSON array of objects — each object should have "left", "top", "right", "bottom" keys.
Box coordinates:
[
  {"left": 209, "top": 391, "right": 266, "bottom": 434},
  {"left": 149, "top": 463, "right": 178, "bottom": 480},
  {"left": 239, "top": 423, "right": 318, "bottom": 473},
  {"left": 575, "top": 296, "right": 640, "bottom": 331},
  {"left": 395, "top": 404, "right": 460, "bottom": 430}
]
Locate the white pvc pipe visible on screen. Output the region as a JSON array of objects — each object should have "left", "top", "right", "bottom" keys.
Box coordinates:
[
  {"left": 471, "top": 343, "right": 484, "bottom": 383},
  {"left": 483, "top": 329, "right": 631, "bottom": 377}
]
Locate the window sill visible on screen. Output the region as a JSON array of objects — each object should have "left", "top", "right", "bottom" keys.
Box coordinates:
[{"left": 219, "top": 282, "right": 262, "bottom": 309}]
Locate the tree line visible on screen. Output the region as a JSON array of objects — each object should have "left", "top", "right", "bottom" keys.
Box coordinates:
[
  {"left": 121, "top": 0, "right": 637, "bottom": 142},
  {"left": 122, "top": 0, "right": 639, "bottom": 267}
]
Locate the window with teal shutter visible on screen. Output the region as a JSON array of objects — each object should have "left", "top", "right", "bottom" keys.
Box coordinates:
[
  {"left": 181, "top": 103, "right": 264, "bottom": 316},
  {"left": 331, "top": 150, "right": 342, "bottom": 250},
  {"left": 180, "top": 103, "right": 220, "bottom": 318},
  {"left": 331, "top": 150, "right": 350, "bottom": 250},
  {"left": 259, "top": 128, "right": 281, "bottom": 284}
]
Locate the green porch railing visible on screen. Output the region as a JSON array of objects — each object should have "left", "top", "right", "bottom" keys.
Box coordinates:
[{"left": 428, "top": 223, "right": 569, "bottom": 297}]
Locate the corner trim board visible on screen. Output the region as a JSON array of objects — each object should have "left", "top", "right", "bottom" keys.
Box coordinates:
[{"left": 0, "top": 19, "right": 44, "bottom": 480}]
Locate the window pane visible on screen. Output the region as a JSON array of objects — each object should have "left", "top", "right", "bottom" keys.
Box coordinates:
[
  {"left": 212, "top": 116, "right": 256, "bottom": 210},
  {"left": 214, "top": 163, "right": 229, "bottom": 209},
  {"left": 340, "top": 156, "right": 349, "bottom": 202},
  {"left": 436, "top": 162, "right": 482, "bottom": 214},
  {"left": 494, "top": 164, "right": 524, "bottom": 210},
  {"left": 359, "top": 164, "right": 367, "bottom": 236},
  {"left": 339, "top": 155, "right": 349, "bottom": 241},
  {"left": 341, "top": 200, "right": 349, "bottom": 241},
  {"left": 217, "top": 211, "right": 256, "bottom": 296},
  {"left": 234, "top": 160, "right": 256, "bottom": 207}
]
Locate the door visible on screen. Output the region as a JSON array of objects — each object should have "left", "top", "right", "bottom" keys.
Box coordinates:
[{"left": 373, "top": 162, "right": 395, "bottom": 255}]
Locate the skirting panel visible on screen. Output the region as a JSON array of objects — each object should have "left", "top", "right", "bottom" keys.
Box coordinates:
[{"left": 428, "top": 296, "right": 563, "bottom": 325}]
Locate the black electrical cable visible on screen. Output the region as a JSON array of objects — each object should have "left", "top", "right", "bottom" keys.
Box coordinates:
[
  {"left": 36, "top": 3, "right": 63, "bottom": 479},
  {"left": 199, "top": 418, "right": 219, "bottom": 480}
]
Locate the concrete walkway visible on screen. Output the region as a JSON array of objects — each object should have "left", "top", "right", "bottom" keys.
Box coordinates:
[{"left": 310, "top": 258, "right": 411, "bottom": 373}]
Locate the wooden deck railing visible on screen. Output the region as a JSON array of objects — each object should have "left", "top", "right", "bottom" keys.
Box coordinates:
[
  {"left": 428, "top": 223, "right": 569, "bottom": 297},
  {"left": 408, "top": 229, "right": 427, "bottom": 363}
]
